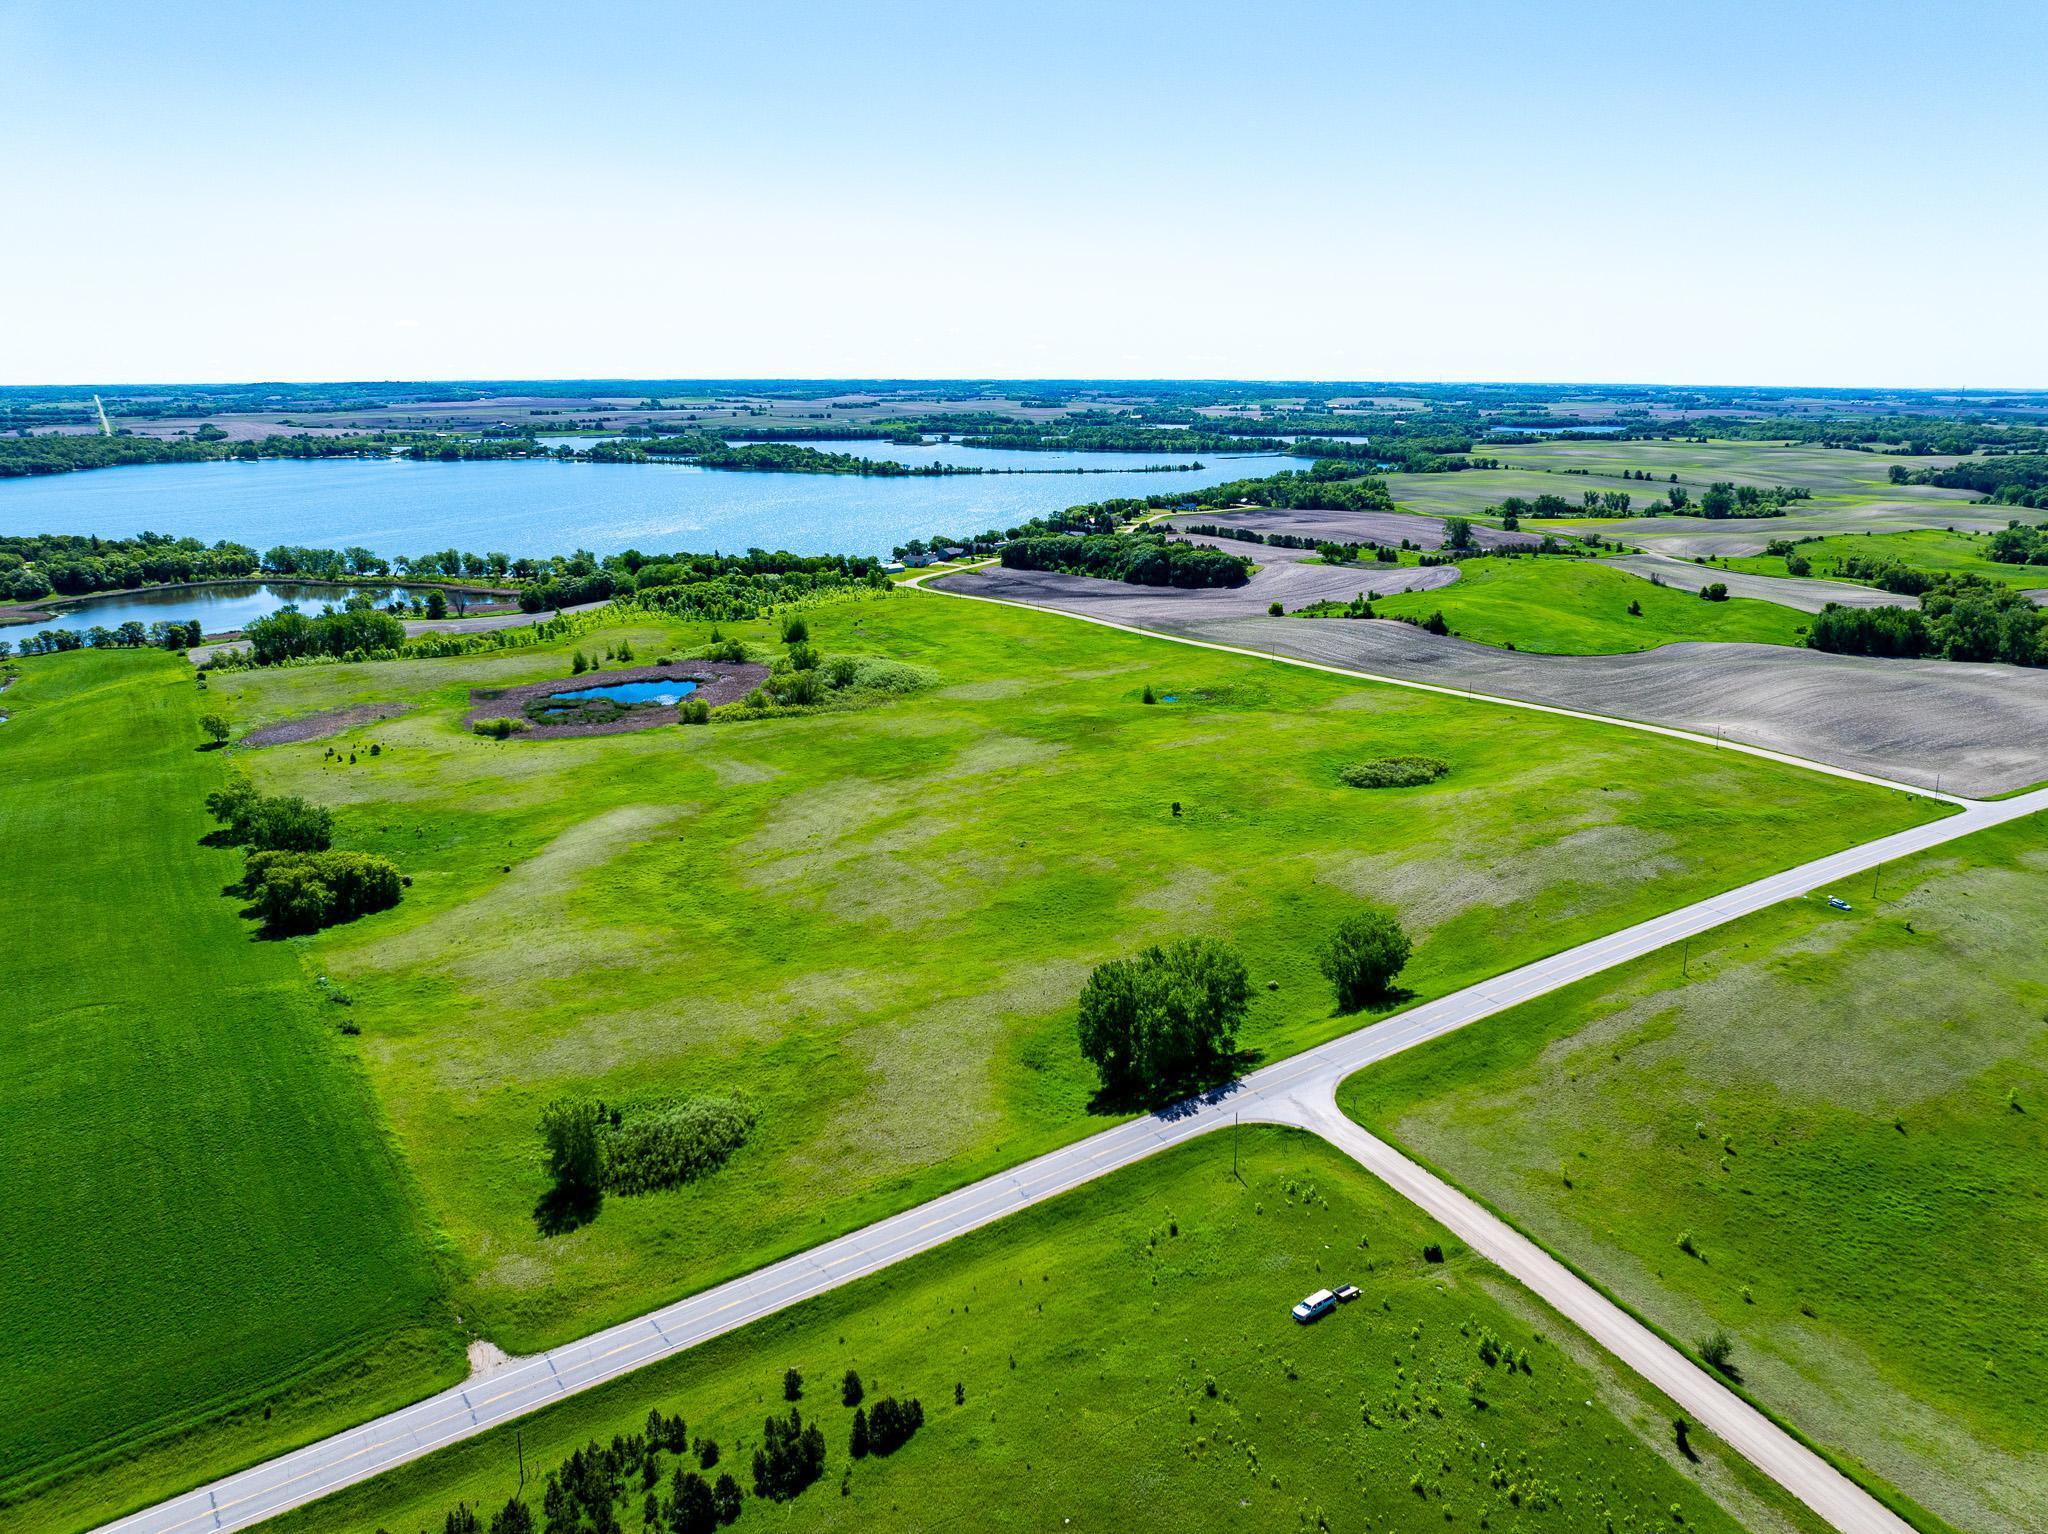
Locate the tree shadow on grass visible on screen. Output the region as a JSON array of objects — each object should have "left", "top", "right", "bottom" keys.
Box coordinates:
[
  {"left": 1330, "top": 984, "right": 1415, "bottom": 1020},
  {"left": 1086, "top": 1047, "right": 1264, "bottom": 1120},
  {"left": 534, "top": 1184, "right": 602, "bottom": 1237}
]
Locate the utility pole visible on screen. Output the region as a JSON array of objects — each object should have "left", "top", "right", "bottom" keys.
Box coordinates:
[
  {"left": 1681, "top": 935, "right": 1691, "bottom": 976},
  {"left": 517, "top": 1429, "right": 525, "bottom": 1489},
  {"left": 1233, "top": 1113, "right": 1241, "bottom": 1183}
]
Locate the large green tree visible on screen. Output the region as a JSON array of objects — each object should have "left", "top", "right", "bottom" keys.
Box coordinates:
[
  {"left": 1075, "top": 937, "right": 1251, "bottom": 1097},
  {"left": 1319, "top": 905, "right": 1412, "bottom": 1011}
]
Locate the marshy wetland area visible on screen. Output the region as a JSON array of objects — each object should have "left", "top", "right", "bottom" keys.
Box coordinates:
[{"left": 6, "top": 380, "right": 2048, "bottom": 1534}]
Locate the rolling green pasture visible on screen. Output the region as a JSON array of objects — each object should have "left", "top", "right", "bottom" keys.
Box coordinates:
[
  {"left": 1404, "top": 441, "right": 2011, "bottom": 557},
  {"left": 207, "top": 590, "right": 1939, "bottom": 1370},
  {"left": 1383, "top": 466, "right": 1659, "bottom": 523},
  {"left": 1717, "top": 528, "right": 2048, "bottom": 590},
  {"left": 0, "top": 652, "right": 460, "bottom": 1534},
  {"left": 273, "top": 1129, "right": 1826, "bottom": 1534},
  {"left": 1491, "top": 439, "right": 1974, "bottom": 499},
  {"left": 1339, "top": 814, "right": 2048, "bottom": 1534},
  {"left": 1357, "top": 556, "right": 1806, "bottom": 654}
]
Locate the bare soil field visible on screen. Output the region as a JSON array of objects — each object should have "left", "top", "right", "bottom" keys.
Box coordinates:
[
  {"left": 937, "top": 554, "right": 1460, "bottom": 625},
  {"left": 241, "top": 702, "right": 409, "bottom": 747},
  {"left": 1604, "top": 552, "right": 1918, "bottom": 613},
  {"left": 1179, "top": 617, "right": 2048, "bottom": 796},
  {"left": 1165, "top": 505, "right": 1536, "bottom": 550}
]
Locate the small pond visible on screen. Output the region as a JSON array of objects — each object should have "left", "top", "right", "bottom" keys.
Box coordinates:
[{"left": 545, "top": 678, "right": 701, "bottom": 707}]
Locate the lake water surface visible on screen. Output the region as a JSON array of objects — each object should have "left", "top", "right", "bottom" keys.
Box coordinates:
[{"left": 0, "top": 449, "right": 1295, "bottom": 561}]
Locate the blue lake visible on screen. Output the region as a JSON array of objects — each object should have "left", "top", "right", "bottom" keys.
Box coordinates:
[
  {"left": 545, "top": 678, "right": 701, "bottom": 706},
  {"left": 2, "top": 580, "right": 467, "bottom": 636},
  {"left": 0, "top": 449, "right": 1297, "bottom": 562}
]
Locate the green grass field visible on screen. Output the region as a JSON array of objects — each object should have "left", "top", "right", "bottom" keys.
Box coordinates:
[
  {"left": 0, "top": 652, "right": 461, "bottom": 1534},
  {"left": 1395, "top": 441, "right": 2012, "bottom": 559},
  {"left": 1338, "top": 814, "right": 2048, "bottom": 1534},
  {"left": 1490, "top": 439, "right": 1975, "bottom": 499},
  {"left": 1717, "top": 528, "right": 2048, "bottom": 589},
  {"left": 1353, "top": 556, "right": 1807, "bottom": 653},
  {"left": 199, "top": 590, "right": 1939, "bottom": 1377},
  {"left": 271, "top": 1128, "right": 1829, "bottom": 1534}
]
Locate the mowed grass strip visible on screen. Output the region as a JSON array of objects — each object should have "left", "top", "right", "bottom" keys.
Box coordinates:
[
  {"left": 0, "top": 651, "right": 460, "bottom": 1534},
  {"left": 270, "top": 1129, "right": 1827, "bottom": 1534},
  {"left": 1339, "top": 814, "right": 2048, "bottom": 1534},
  {"left": 210, "top": 590, "right": 1939, "bottom": 1370},
  {"left": 1361, "top": 556, "right": 1807, "bottom": 654}
]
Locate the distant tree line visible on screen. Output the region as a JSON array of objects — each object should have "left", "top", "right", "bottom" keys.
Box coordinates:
[
  {"left": 5, "top": 618, "right": 202, "bottom": 657},
  {"left": 1895, "top": 455, "right": 2048, "bottom": 509},
  {"left": 1001, "top": 532, "right": 1250, "bottom": 588}
]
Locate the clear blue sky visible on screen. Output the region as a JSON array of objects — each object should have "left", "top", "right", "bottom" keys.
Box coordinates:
[{"left": 4, "top": 0, "right": 2043, "bottom": 387}]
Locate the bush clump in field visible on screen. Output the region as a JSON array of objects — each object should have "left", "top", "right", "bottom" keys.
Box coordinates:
[
  {"left": 1076, "top": 936, "right": 1250, "bottom": 1099},
  {"left": 600, "top": 1092, "right": 759, "bottom": 1196},
  {"left": 678, "top": 698, "right": 711, "bottom": 725},
  {"left": 1338, "top": 755, "right": 1449, "bottom": 789},
  {"left": 239, "top": 848, "right": 404, "bottom": 935},
  {"left": 863, "top": 1397, "right": 924, "bottom": 1457},
  {"left": 702, "top": 636, "right": 752, "bottom": 663},
  {"left": 205, "top": 777, "right": 334, "bottom": 852},
  {"left": 1320, "top": 905, "right": 1413, "bottom": 1012},
  {"left": 751, "top": 1407, "right": 826, "bottom": 1501},
  {"left": 716, "top": 657, "right": 939, "bottom": 721},
  {"left": 473, "top": 716, "right": 527, "bottom": 739},
  {"left": 1696, "top": 1330, "right": 1741, "bottom": 1381}
]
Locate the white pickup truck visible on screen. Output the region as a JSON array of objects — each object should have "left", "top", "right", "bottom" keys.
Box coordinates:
[{"left": 1291, "top": 1288, "right": 1336, "bottom": 1323}]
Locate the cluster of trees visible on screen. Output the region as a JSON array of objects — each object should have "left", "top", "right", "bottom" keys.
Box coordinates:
[
  {"left": 1000, "top": 533, "right": 1250, "bottom": 588},
  {"left": 519, "top": 548, "right": 885, "bottom": 614},
  {"left": 243, "top": 600, "right": 407, "bottom": 664},
  {"left": 238, "top": 849, "right": 405, "bottom": 936},
  {"left": 1698, "top": 481, "right": 1809, "bottom": 519},
  {"left": 849, "top": 1396, "right": 924, "bottom": 1458},
  {"left": 1808, "top": 577, "right": 2045, "bottom": 665},
  {"left": 202, "top": 778, "right": 403, "bottom": 935},
  {"left": 1988, "top": 521, "right": 2048, "bottom": 564},
  {"left": 751, "top": 1408, "right": 826, "bottom": 1501},
  {"left": 1893, "top": 454, "right": 2048, "bottom": 507},
  {"left": 0, "top": 531, "right": 267, "bottom": 600},
  {"left": 1075, "top": 910, "right": 1413, "bottom": 1098}
]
